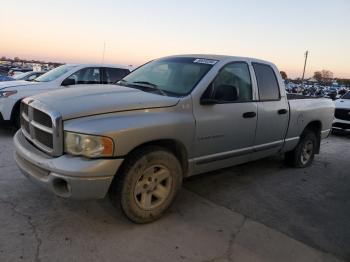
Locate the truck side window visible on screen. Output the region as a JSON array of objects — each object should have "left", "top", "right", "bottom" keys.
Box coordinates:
[
  {"left": 252, "top": 63, "right": 280, "bottom": 101},
  {"left": 103, "top": 68, "right": 130, "bottom": 84},
  {"left": 212, "top": 62, "right": 252, "bottom": 102},
  {"left": 66, "top": 67, "right": 101, "bottom": 85}
]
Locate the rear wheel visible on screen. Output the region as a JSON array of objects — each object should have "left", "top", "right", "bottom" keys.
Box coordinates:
[
  {"left": 110, "top": 146, "right": 182, "bottom": 223},
  {"left": 285, "top": 130, "right": 317, "bottom": 168}
]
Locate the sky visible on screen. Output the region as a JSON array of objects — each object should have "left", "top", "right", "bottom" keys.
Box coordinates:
[{"left": 1, "top": 0, "right": 349, "bottom": 78}]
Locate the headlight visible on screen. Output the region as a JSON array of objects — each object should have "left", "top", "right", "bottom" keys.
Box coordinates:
[
  {"left": 64, "top": 132, "right": 114, "bottom": 158},
  {"left": 0, "top": 90, "right": 17, "bottom": 98}
]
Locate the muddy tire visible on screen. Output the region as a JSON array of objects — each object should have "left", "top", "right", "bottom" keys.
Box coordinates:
[
  {"left": 285, "top": 130, "right": 317, "bottom": 168},
  {"left": 110, "top": 146, "right": 182, "bottom": 223}
]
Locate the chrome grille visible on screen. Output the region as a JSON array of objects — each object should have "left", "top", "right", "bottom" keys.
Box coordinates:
[
  {"left": 20, "top": 98, "right": 63, "bottom": 156},
  {"left": 335, "top": 109, "right": 350, "bottom": 121}
]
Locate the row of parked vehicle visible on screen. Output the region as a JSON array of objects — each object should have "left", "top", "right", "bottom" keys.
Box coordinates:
[
  {"left": 0, "top": 65, "right": 43, "bottom": 81},
  {"left": 286, "top": 82, "right": 350, "bottom": 100}
]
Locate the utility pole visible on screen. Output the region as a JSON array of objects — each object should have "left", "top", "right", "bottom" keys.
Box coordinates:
[{"left": 301, "top": 50, "right": 309, "bottom": 87}]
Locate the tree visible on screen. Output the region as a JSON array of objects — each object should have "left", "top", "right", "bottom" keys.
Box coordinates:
[
  {"left": 280, "top": 71, "right": 288, "bottom": 80},
  {"left": 14, "top": 57, "right": 20, "bottom": 62},
  {"left": 1, "top": 56, "right": 6, "bottom": 61},
  {"left": 321, "top": 70, "right": 333, "bottom": 81},
  {"left": 313, "top": 71, "right": 322, "bottom": 82},
  {"left": 313, "top": 70, "right": 334, "bottom": 84}
]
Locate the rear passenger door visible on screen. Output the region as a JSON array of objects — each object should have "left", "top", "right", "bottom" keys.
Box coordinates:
[
  {"left": 252, "top": 63, "right": 289, "bottom": 153},
  {"left": 102, "top": 67, "right": 130, "bottom": 84}
]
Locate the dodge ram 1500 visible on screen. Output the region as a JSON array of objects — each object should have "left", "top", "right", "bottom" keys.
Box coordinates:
[{"left": 14, "top": 55, "right": 335, "bottom": 223}]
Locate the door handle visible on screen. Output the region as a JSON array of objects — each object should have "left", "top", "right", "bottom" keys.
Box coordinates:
[
  {"left": 278, "top": 109, "right": 288, "bottom": 115},
  {"left": 243, "top": 112, "right": 256, "bottom": 118}
]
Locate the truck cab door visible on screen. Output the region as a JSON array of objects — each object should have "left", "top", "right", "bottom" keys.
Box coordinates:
[
  {"left": 192, "top": 62, "right": 258, "bottom": 174},
  {"left": 252, "top": 63, "right": 289, "bottom": 155}
]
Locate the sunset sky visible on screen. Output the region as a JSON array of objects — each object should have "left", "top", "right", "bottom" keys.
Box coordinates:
[{"left": 1, "top": 0, "right": 349, "bottom": 78}]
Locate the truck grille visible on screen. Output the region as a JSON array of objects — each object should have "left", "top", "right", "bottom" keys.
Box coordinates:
[
  {"left": 20, "top": 98, "right": 63, "bottom": 156},
  {"left": 335, "top": 109, "right": 350, "bottom": 121}
]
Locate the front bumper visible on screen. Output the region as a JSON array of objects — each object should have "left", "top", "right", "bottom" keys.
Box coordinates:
[
  {"left": 14, "top": 130, "right": 124, "bottom": 199},
  {"left": 333, "top": 118, "right": 350, "bottom": 131}
]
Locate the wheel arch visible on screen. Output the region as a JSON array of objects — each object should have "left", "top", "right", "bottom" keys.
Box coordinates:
[
  {"left": 10, "top": 99, "right": 22, "bottom": 123},
  {"left": 302, "top": 120, "right": 322, "bottom": 154},
  {"left": 123, "top": 139, "right": 189, "bottom": 177}
]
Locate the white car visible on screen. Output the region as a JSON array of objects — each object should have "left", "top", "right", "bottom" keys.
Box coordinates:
[
  {"left": 333, "top": 91, "right": 350, "bottom": 132},
  {"left": 0, "top": 64, "right": 131, "bottom": 127}
]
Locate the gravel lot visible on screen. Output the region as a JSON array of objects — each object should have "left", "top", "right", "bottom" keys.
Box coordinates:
[
  {"left": 186, "top": 133, "right": 350, "bottom": 261},
  {"left": 0, "top": 126, "right": 348, "bottom": 262}
]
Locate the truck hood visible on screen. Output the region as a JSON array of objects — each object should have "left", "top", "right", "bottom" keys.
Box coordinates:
[
  {"left": 335, "top": 99, "right": 350, "bottom": 109},
  {"left": 0, "top": 80, "right": 38, "bottom": 90},
  {"left": 33, "top": 85, "right": 180, "bottom": 120}
]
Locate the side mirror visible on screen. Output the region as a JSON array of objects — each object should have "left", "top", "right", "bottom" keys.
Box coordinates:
[{"left": 61, "top": 78, "right": 75, "bottom": 86}]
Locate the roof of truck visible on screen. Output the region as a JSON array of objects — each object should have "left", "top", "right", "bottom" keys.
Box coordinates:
[{"left": 162, "top": 54, "right": 274, "bottom": 65}]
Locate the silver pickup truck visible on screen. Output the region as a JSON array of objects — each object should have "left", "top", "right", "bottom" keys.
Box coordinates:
[{"left": 14, "top": 55, "right": 335, "bottom": 223}]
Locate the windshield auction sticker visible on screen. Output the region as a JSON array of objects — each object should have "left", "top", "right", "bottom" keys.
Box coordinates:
[{"left": 193, "top": 59, "right": 218, "bottom": 65}]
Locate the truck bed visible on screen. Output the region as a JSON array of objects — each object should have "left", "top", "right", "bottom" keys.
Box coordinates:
[{"left": 285, "top": 97, "right": 335, "bottom": 140}]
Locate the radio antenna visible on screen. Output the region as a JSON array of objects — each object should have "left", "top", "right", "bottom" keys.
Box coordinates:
[{"left": 101, "top": 42, "right": 106, "bottom": 64}]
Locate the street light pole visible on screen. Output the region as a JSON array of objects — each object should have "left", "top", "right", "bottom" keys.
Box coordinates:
[{"left": 301, "top": 50, "right": 309, "bottom": 87}]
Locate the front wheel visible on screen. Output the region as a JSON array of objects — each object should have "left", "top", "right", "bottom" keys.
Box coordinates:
[
  {"left": 110, "top": 146, "right": 183, "bottom": 223},
  {"left": 285, "top": 130, "right": 317, "bottom": 168}
]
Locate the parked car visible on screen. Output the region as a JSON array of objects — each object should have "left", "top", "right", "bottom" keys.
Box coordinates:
[
  {"left": 13, "top": 55, "right": 334, "bottom": 223},
  {"left": 0, "top": 64, "right": 131, "bottom": 128},
  {"left": 0, "top": 75, "right": 14, "bottom": 82},
  {"left": 0, "top": 68, "right": 9, "bottom": 76},
  {"left": 13, "top": 71, "right": 45, "bottom": 81},
  {"left": 8, "top": 68, "right": 32, "bottom": 77},
  {"left": 324, "top": 87, "right": 338, "bottom": 100},
  {"left": 333, "top": 91, "right": 350, "bottom": 132}
]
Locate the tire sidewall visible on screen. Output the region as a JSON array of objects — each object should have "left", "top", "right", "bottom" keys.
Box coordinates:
[
  {"left": 296, "top": 132, "right": 317, "bottom": 168},
  {"left": 120, "top": 148, "right": 182, "bottom": 223}
]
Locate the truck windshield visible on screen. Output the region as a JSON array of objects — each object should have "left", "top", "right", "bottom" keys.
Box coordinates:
[
  {"left": 118, "top": 57, "right": 216, "bottom": 96},
  {"left": 35, "top": 65, "right": 77, "bottom": 82}
]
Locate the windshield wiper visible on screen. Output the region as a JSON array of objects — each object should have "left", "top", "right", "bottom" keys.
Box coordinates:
[{"left": 132, "top": 81, "right": 168, "bottom": 96}]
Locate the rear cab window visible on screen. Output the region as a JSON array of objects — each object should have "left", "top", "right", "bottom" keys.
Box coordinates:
[{"left": 252, "top": 63, "right": 280, "bottom": 101}]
